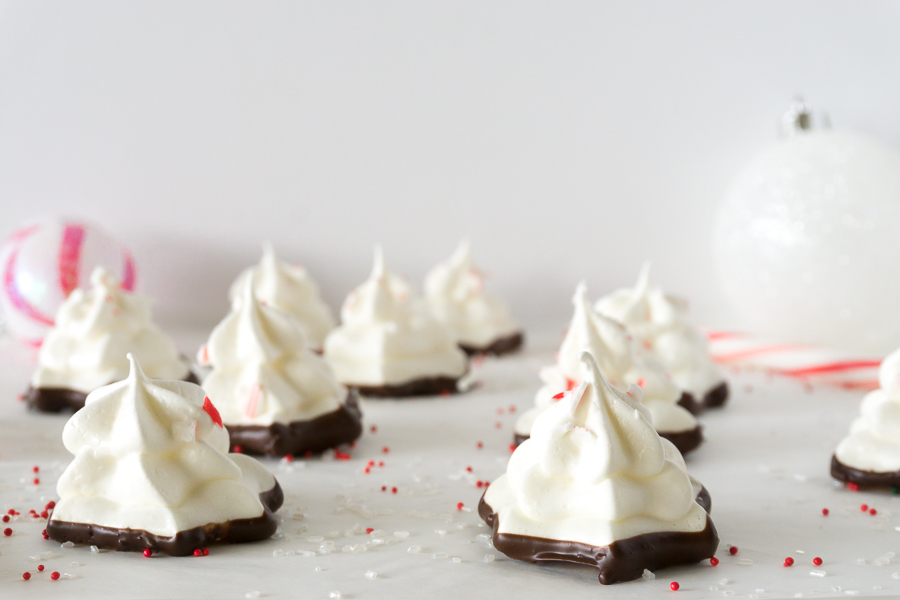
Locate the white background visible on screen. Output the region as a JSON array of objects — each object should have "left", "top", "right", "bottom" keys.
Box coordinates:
[{"left": 1, "top": 1, "right": 899, "bottom": 332}]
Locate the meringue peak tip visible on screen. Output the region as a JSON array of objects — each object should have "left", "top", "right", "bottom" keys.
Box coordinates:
[
  {"left": 573, "top": 280, "right": 589, "bottom": 304},
  {"left": 452, "top": 239, "right": 472, "bottom": 260},
  {"left": 89, "top": 266, "right": 118, "bottom": 288},
  {"left": 261, "top": 241, "right": 276, "bottom": 259},
  {"left": 371, "top": 244, "right": 386, "bottom": 279},
  {"left": 126, "top": 352, "right": 145, "bottom": 379},
  {"left": 635, "top": 261, "right": 652, "bottom": 291},
  {"left": 578, "top": 350, "right": 616, "bottom": 396}
]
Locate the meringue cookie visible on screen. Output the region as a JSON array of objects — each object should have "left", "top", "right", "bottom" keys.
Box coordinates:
[
  {"left": 514, "top": 281, "right": 700, "bottom": 453},
  {"left": 595, "top": 263, "right": 727, "bottom": 410},
  {"left": 26, "top": 267, "right": 191, "bottom": 411},
  {"left": 229, "top": 244, "right": 336, "bottom": 349},
  {"left": 323, "top": 247, "right": 468, "bottom": 397},
  {"left": 47, "top": 355, "right": 281, "bottom": 554},
  {"left": 832, "top": 348, "right": 900, "bottom": 486},
  {"left": 481, "top": 351, "right": 717, "bottom": 584},
  {"left": 200, "top": 276, "right": 362, "bottom": 455},
  {"left": 424, "top": 241, "right": 523, "bottom": 355}
]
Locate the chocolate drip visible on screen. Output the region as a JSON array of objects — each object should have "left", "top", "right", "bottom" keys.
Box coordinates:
[
  {"left": 46, "top": 481, "right": 283, "bottom": 556},
  {"left": 677, "top": 392, "right": 701, "bottom": 415},
  {"left": 478, "top": 494, "right": 718, "bottom": 585},
  {"left": 459, "top": 331, "right": 524, "bottom": 357},
  {"left": 227, "top": 390, "right": 363, "bottom": 457},
  {"left": 831, "top": 454, "right": 900, "bottom": 489},
  {"left": 24, "top": 370, "right": 200, "bottom": 414}
]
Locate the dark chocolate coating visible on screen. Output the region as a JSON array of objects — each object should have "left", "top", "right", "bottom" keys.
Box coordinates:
[
  {"left": 227, "top": 390, "right": 363, "bottom": 457},
  {"left": 478, "top": 491, "right": 718, "bottom": 585},
  {"left": 46, "top": 481, "right": 283, "bottom": 556},
  {"left": 831, "top": 454, "right": 900, "bottom": 489},
  {"left": 659, "top": 425, "right": 704, "bottom": 455},
  {"left": 24, "top": 370, "right": 200, "bottom": 414},
  {"left": 459, "top": 331, "right": 524, "bottom": 357},
  {"left": 514, "top": 424, "right": 704, "bottom": 455},
  {"left": 702, "top": 381, "right": 729, "bottom": 409},
  {"left": 677, "top": 392, "right": 701, "bottom": 415},
  {"left": 351, "top": 375, "right": 464, "bottom": 398}
]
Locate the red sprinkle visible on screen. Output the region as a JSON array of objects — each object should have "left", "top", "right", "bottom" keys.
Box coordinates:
[
  {"left": 456, "top": 502, "right": 464, "bottom": 511},
  {"left": 848, "top": 482, "right": 860, "bottom": 491},
  {"left": 381, "top": 486, "right": 387, "bottom": 492},
  {"left": 710, "top": 557, "right": 719, "bottom": 566},
  {"left": 284, "top": 454, "right": 294, "bottom": 463},
  {"left": 391, "top": 487, "right": 398, "bottom": 494},
  {"left": 202, "top": 548, "right": 209, "bottom": 556},
  {"left": 1, "top": 516, "right": 8, "bottom": 523},
  {"left": 33, "top": 479, "right": 39, "bottom": 485},
  {"left": 334, "top": 450, "right": 351, "bottom": 461},
  {"left": 7, "top": 509, "right": 14, "bottom": 515},
  {"left": 22, "top": 572, "right": 31, "bottom": 581},
  {"left": 508, "top": 405, "right": 516, "bottom": 413},
  {"left": 382, "top": 447, "right": 390, "bottom": 454},
  {"left": 37, "top": 565, "right": 44, "bottom": 571},
  {"left": 42, "top": 529, "right": 49, "bottom": 540},
  {"left": 729, "top": 546, "right": 738, "bottom": 555},
  {"left": 378, "top": 461, "right": 384, "bottom": 467},
  {"left": 3, "top": 528, "right": 11, "bottom": 536},
  {"left": 367, "top": 460, "right": 375, "bottom": 467},
  {"left": 813, "top": 557, "right": 823, "bottom": 566},
  {"left": 860, "top": 504, "right": 868, "bottom": 512},
  {"left": 822, "top": 508, "right": 829, "bottom": 516},
  {"left": 551, "top": 392, "right": 565, "bottom": 400},
  {"left": 784, "top": 557, "right": 794, "bottom": 567},
  {"left": 466, "top": 466, "right": 472, "bottom": 472},
  {"left": 370, "top": 425, "right": 377, "bottom": 433},
  {"left": 476, "top": 481, "right": 484, "bottom": 488},
  {"left": 508, "top": 444, "right": 516, "bottom": 453},
  {"left": 495, "top": 422, "right": 502, "bottom": 429},
  {"left": 46, "top": 501, "right": 55, "bottom": 510},
  {"left": 50, "top": 572, "right": 60, "bottom": 581},
  {"left": 363, "top": 467, "right": 370, "bottom": 474},
  {"left": 233, "top": 445, "right": 243, "bottom": 454},
  {"left": 869, "top": 508, "right": 877, "bottom": 515},
  {"left": 40, "top": 511, "right": 48, "bottom": 519},
  {"left": 670, "top": 581, "right": 679, "bottom": 591},
  {"left": 365, "top": 528, "right": 374, "bottom": 534},
  {"left": 193, "top": 549, "right": 202, "bottom": 557},
  {"left": 476, "top": 442, "right": 483, "bottom": 449},
  {"left": 32, "top": 466, "right": 39, "bottom": 473},
  {"left": 143, "top": 549, "right": 152, "bottom": 558},
  {"left": 496, "top": 408, "right": 504, "bottom": 415}
]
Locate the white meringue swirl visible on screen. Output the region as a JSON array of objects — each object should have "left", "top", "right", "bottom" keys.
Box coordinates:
[
  {"left": 486, "top": 352, "right": 708, "bottom": 547},
  {"left": 49, "top": 354, "right": 276, "bottom": 537},
  {"left": 324, "top": 246, "right": 467, "bottom": 387},
  {"left": 201, "top": 276, "right": 346, "bottom": 426},
  {"left": 229, "top": 244, "right": 336, "bottom": 349},
  {"left": 595, "top": 263, "right": 725, "bottom": 399},
  {"left": 424, "top": 241, "right": 520, "bottom": 349},
  {"left": 32, "top": 267, "right": 189, "bottom": 393},
  {"left": 515, "top": 281, "right": 697, "bottom": 438},
  {"left": 834, "top": 347, "right": 900, "bottom": 472}
]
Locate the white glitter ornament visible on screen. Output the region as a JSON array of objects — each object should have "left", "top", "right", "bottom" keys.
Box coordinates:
[
  {"left": 712, "top": 102, "right": 900, "bottom": 355},
  {"left": 0, "top": 218, "right": 136, "bottom": 346}
]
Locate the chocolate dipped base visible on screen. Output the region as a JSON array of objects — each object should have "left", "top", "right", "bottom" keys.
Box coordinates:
[
  {"left": 659, "top": 425, "right": 704, "bottom": 455},
  {"left": 46, "top": 481, "right": 284, "bottom": 556},
  {"left": 830, "top": 454, "right": 900, "bottom": 489},
  {"left": 227, "top": 390, "right": 364, "bottom": 457},
  {"left": 24, "top": 370, "right": 200, "bottom": 414},
  {"left": 478, "top": 494, "right": 718, "bottom": 585},
  {"left": 352, "top": 374, "right": 464, "bottom": 398},
  {"left": 459, "top": 331, "right": 524, "bottom": 357},
  {"left": 678, "top": 382, "right": 729, "bottom": 416},
  {"left": 513, "top": 424, "right": 704, "bottom": 455}
]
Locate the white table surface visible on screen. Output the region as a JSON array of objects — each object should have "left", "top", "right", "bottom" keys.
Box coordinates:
[{"left": 1, "top": 330, "right": 899, "bottom": 600}]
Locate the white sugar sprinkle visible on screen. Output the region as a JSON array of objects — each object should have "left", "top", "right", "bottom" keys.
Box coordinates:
[
  {"left": 329, "top": 592, "right": 342, "bottom": 599},
  {"left": 90, "top": 546, "right": 99, "bottom": 553},
  {"left": 407, "top": 545, "right": 422, "bottom": 554},
  {"left": 452, "top": 557, "right": 461, "bottom": 563},
  {"left": 810, "top": 570, "right": 826, "bottom": 577},
  {"left": 365, "top": 571, "right": 377, "bottom": 579},
  {"left": 61, "top": 541, "right": 74, "bottom": 548},
  {"left": 738, "top": 558, "right": 753, "bottom": 566},
  {"left": 245, "top": 593, "right": 260, "bottom": 599},
  {"left": 393, "top": 531, "right": 410, "bottom": 539},
  {"left": 433, "top": 553, "right": 448, "bottom": 559},
  {"left": 642, "top": 568, "right": 655, "bottom": 581},
  {"left": 297, "top": 550, "right": 316, "bottom": 557},
  {"left": 484, "top": 554, "right": 495, "bottom": 562},
  {"left": 435, "top": 529, "right": 447, "bottom": 536}
]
